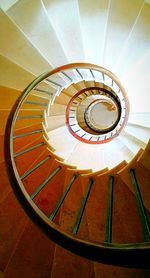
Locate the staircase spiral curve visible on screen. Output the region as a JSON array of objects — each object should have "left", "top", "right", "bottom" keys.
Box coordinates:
[
  {"left": 0, "top": 0, "right": 150, "bottom": 277},
  {"left": 5, "top": 63, "right": 150, "bottom": 269}
]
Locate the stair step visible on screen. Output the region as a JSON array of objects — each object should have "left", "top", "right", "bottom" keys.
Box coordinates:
[
  {"left": 0, "top": 191, "right": 27, "bottom": 271},
  {"left": 103, "top": 0, "right": 143, "bottom": 71},
  {"left": 138, "top": 139, "right": 150, "bottom": 171},
  {"left": 34, "top": 161, "right": 67, "bottom": 221},
  {"left": 59, "top": 173, "right": 85, "bottom": 235},
  {"left": 13, "top": 123, "right": 45, "bottom": 153},
  {"left": 22, "top": 94, "right": 49, "bottom": 110},
  {"left": 112, "top": 175, "right": 144, "bottom": 243},
  {"left": 121, "top": 130, "right": 146, "bottom": 150},
  {"left": 7, "top": 0, "right": 68, "bottom": 67},
  {"left": 15, "top": 110, "right": 44, "bottom": 130},
  {"left": 46, "top": 115, "right": 66, "bottom": 132},
  {"left": 80, "top": 174, "right": 109, "bottom": 243},
  {"left": 14, "top": 137, "right": 47, "bottom": 177},
  {"left": 116, "top": 3, "right": 150, "bottom": 79},
  {"left": 49, "top": 103, "right": 66, "bottom": 116},
  {"left": 125, "top": 124, "right": 150, "bottom": 144},
  {"left": 43, "top": 0, "right": 85, "bottom": 62},
  {"left": 78, "top": 0, "right": 109, "bottom": 64},
  {"left": 22, "top": 152, "right": 54, "bottom": 197},
  {"left": 94, "top": 260, "right": 149, "bottom": 278},
  {"left": 0, "top": 161, "right": 12, "bottom": 205},
  {"left": 50, "top": 169, "right": 95, "bottom": 277},
  {"left": 73, "top": 80, "right": 87, "bottom": 91},
  {"left": 4, "top": 221, "right": 55, "bottom": 278},
  {"left": 132, "top": 164, "right": 150, "bottom": 219},
  {"left": 0, "top": 54, "right": 35, "bottom": 90},
  {"left": 0, "top": 86, "right": 20, "bottom": 110},
  {"left": 51, "top": 245, "right": 95, "bottom": 278},
  {"left": 55, "top": 92, "right": 70, "bottom": 105},
  {"left": 62, "top": 84, "right": 78, "bottom": 97},
  {"left": 128, "top": 112, "right": 150, "bottom": 128},
  {"left": 0, "top": 9, "right": 50, "bottom": 76},
  {"left": 47, "top": 125, "right": 78, "bottom": 160}
]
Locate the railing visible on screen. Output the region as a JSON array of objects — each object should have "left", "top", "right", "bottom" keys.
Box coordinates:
[
  {"left": 4, "top": 63, "right": 149, "bottom": 269},
  {"left": 66, "top": 85, "right": 123, "bottom": 143}
]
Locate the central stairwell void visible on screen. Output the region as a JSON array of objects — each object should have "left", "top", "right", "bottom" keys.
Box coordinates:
[{"left": 5, "top": 63, "right": 150, "bottom": 269}]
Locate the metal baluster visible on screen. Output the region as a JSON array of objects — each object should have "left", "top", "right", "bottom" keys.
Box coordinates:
[
  {"left": 21, "top": 156, "right": 51, "bottom": 180},
  {"left": 17, "top": 115, "right": 43, "bottom": 120},
  {"left": 24, "top": 101, "right": 48, "bottom": 107},
  {"left": 31, "top": 166, "right": 61, "bottom": 200},
  {"left": 105, "top": 176, "right": 114, "bottom": 243},
  {"left": 76, "top": 69, "right": 83, "bottom": 79},
  {"left": 73, "top": 179, "right": 93, "bottom": 235},
  {"left": 61, "top": 71, "right": 73, "bottom": 82},
  {"left": 14, "top": 142, "right": 45, "bottom": 158},
  {"left": 49, "top": 175, "right": 77, "bottom": 221},
  {"left": 130, "top": 169, "right": 150, "bottom": 241},
  {"left": 13, "top": 129, "right": 42, "bottom": 139}
]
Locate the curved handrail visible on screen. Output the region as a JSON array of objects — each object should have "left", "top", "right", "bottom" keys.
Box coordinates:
[
  {"left": 5, "top": 63, "right": 150, "bottom": 269},
  {"left": 66, "top": 86, "right": 123, "bottom": 143}
]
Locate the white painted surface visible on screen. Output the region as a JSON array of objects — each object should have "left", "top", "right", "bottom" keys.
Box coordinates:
[
  {"left": 7, "top": 0, "right": 68, "bottom": 67},
  {"left": 103, "top": 0, "right": 143, "bottom": 71},
  {"left": 0, "top": 0, "right": 19, "bottom": 11},
  {"left": 0, "top": 0, "right": 149, "bottom": 171},
  {"left": 43, "top": 0, "right": 85, "bottom": 62},
  {"left": 0, "top": 9, "right": 50, "bottom": 75},
  {"left": 128, "top": 112, "right": 150, "bottom": 127},
  {"left": 0, "top": 54, "right": 35, "bottom": 90},
  {"left": 78, "top": 0, "right": 109, "bottom": 64},
  {"left": 116, "top": 3, "right": 150, "bottom": 78}
]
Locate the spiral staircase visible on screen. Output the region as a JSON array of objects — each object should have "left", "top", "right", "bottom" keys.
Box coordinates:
[{"left": 0, "top": 0, "right": 150, "bottom": 277}]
